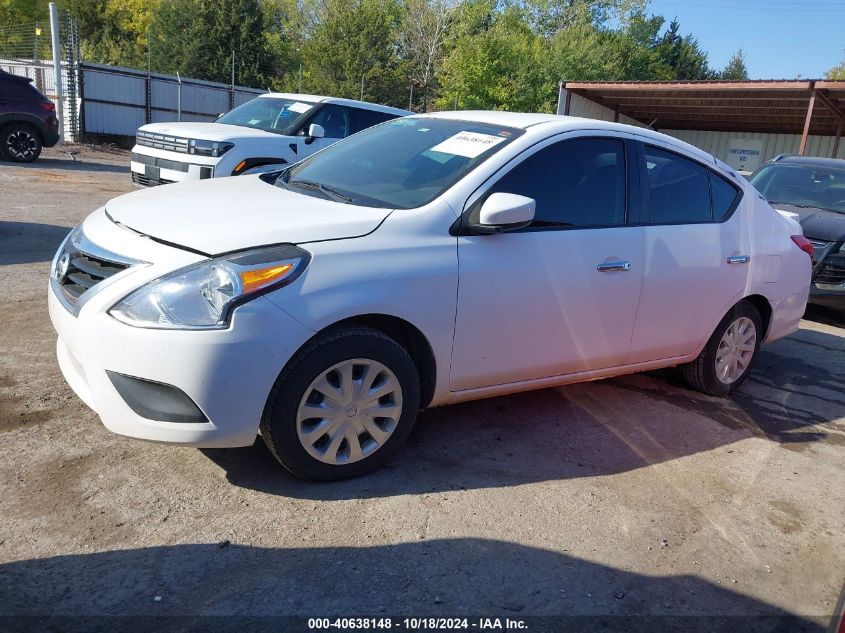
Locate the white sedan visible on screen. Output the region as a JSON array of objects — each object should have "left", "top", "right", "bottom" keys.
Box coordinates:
[{"left": 49, "top": 112, "right": 812, "bottom": 480}]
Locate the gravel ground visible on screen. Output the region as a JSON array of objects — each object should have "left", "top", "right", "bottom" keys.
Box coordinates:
[{"left": 1, "top": 146, "right": 844, "bottom": 631}]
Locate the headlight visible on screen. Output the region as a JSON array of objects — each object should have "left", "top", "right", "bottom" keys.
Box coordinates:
[
  {"left": 189, "top": 139, "right": 234, "bottom": 157},
  {"left": 109, "top": 245, "right": 309, "bottom": 329}
]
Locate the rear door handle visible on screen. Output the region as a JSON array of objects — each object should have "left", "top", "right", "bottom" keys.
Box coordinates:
[
  {"left": 596, "top": 261, "right": 632, "bottom": 272},
  {"left": 726, "top": 255, "right": 751, "bottom": 264}
]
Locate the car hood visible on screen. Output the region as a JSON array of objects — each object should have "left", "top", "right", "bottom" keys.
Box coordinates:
[
  {"left": 771, "top": 203, "right": 845, "bottom": 242},
  {"left": 106, "top": 176, "right": 392, "bottom": 255},
  {"left": 138, "top": 121, "right": 284, "bottom": 142}
]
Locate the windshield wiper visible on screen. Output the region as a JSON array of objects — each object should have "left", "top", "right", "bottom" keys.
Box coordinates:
[{"left": 288, "top": 179, "right": 354, "bottom": 204}]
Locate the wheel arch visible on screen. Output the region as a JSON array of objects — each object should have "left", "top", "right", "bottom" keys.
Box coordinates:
[
  {"left": 0, "top": 114, "right": 46, "bottom": 142},
  {"left": 313, "top": 313, "right": 437, "bottom": 409},
  {"left": 742, "top": 294, "right": 774, "bottom": 339}
]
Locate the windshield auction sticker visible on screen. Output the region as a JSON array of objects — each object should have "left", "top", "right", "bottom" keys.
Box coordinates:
[
  {"left": 288, "top": 102, "right": 314, "bottom": 114},
  {"left": 429, "top": 131, "right": 507, "bottom": 158}
]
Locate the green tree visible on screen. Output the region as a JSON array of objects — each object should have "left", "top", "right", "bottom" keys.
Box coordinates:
[
  {"left": 0, "top": 0, "right": 52, "bottom": 59},
  {"left": 149, "top": 0, "right": 279, "bottom": 87},
  {"left": 720, "top": 48, "right": 749, "bottom": 80},
  {"left": 654, "top": 18, "right": 714, "bottom": 80},
  {"left": 300, "top": 0, "right": 407, "bottom": 107},
  {"left": 826, "top": 52, "right": 845, "bottom": 80},
  {"left": 62, "top": 0, "right": 158, "bottom": 67},
  {"left": 437, "top": 3, "right": 556, "bottom": 112}
]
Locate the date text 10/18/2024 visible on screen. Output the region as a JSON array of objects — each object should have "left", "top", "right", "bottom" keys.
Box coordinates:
[{"left": 308, "top": 618, "right": 528, "bottom": 630}]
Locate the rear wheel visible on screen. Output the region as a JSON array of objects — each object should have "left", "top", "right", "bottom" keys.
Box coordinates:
[
  {"left": 1, "top": 123, "right": 42, "bottom": 162},
  {"left": 260, "top": 326, "right": 421, "bottom": 480},
  {"left": 681, "top": 301, "right": 763, "bottom": 396}
]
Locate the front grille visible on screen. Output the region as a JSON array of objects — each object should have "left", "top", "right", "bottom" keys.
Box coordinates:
[
  {"left": 131, "top": 152, "right": 190, "bottom": 173},
  {"left": 132, "top": 171, "right": 175, "bottom": 187},
  {"left": 136, "top": 130, "right": 190, "bottom": 154},
  {"left": 815, "top": 253, "right": 845, "bottom": 285},
  {"left": 53, "top": 229, "right": 140, "bottom": 313},
  {"left": 59, "top": 252, "right": 128, "bottom": 304}
]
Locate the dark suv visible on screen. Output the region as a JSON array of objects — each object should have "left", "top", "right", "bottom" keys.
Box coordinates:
[
  {"left": 0, "top": 70, "right": 60, "bottom": 162},
  {"left": 750, "top": 154, "right": 845, "bottom": 311}
]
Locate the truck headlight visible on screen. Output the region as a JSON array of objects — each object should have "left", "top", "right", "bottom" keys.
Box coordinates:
[
  {"left": 109, "top": 245, "right": 309, "bottom": 329},
  {"left": 189, "top": 139, "right": 234, "bottom": 157}
]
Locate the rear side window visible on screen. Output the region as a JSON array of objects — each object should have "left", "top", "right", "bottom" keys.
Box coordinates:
[
  {"left": 349, "top": 108, "right": 399, "bottom": 134},
  {"left": 644, "top": 146, "right": 711, "bottom": 224},
  {"left": 0, "top": 77, "right": 41, "bottom": 99},
  {"left": 486, "top": 137, "right": 627, "bottom": 228},
  {"left": 710, "top": 172, "right": 740, "bottom": 220}
]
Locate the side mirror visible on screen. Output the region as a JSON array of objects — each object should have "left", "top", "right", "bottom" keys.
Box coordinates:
[
  {"left": 470, "top": 193, "right": 535, "bottom": 234},
  {"left": 306, "top": 123, "right": 325, "bottom": 141}
]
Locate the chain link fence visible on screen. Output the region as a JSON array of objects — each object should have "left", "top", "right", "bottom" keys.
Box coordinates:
[
  {"left": 1, "top": 12, "right": 265, "bottom": 143},
  {"left": 1, "top": 10, "right": 80, "bottom": 140}
]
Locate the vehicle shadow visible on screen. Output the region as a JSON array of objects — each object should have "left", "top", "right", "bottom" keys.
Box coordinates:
[
  {"left": 0, "top": 221, "right": 70, "bottom": 265},
  {"left": 0, "top": 156, "right": 127, "bottom": 174},
  {"left": 202, "top": 326, "right": 844, "bottom": 501},
  {"left": 0, "top": 539, "right": 825, "bottom": 631},
  {"left": 804, "top": 304, "right": 844, "bottom": 328}
]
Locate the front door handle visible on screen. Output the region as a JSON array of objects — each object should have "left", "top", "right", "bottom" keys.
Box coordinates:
[
  {"left": 597, "top": 261, "right": 632, "bottom": 272},
  {"left": 726, "top": 255, "right": 751, "bottom": 264}
]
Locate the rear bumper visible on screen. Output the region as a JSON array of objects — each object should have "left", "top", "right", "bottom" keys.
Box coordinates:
[
  {"left": 766, "top": 290, "right": 810, "bottom": 343},
  {"left": 42, "top": 127, "right": 60, "bottom": 147}
]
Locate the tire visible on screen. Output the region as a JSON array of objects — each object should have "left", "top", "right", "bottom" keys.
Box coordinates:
[
  {"left": 681, "top": 301, "right": 763, "bottom": 396},
  {"left": 1, "top": 123, "right": 43, "bottom": 163},
  {"left": 260, "top": 326, "right": 421, "bottom": 481}
]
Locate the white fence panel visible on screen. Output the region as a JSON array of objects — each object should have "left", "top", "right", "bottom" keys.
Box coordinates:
[{"left": 77, "top": 62, "right": 267, "bottom": 137}]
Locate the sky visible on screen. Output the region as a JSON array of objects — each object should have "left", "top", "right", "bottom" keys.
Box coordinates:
[{"left": 645, "top": 0, "right": 844, "bottom": 79}]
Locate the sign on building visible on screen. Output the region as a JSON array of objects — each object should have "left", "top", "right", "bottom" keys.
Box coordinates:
[{"left": 725, "top": 139, "right": 764, "bottom": 172}]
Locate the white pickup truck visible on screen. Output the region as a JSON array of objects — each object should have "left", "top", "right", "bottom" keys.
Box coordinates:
[{"left": 130, "top": 93, "right": 410, "bottom": 186}]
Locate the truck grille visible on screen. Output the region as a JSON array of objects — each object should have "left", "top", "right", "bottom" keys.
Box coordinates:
[
  {"left": 136, "top": 130, "right": 190, "bottom": 154},
  {"left": 132, "top": 171, "right": 175, "bottom": 187}
]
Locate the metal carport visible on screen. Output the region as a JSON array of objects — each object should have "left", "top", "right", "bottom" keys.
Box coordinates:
[{"left": 558, "top": 80, "right": 845, "bottom": 158}]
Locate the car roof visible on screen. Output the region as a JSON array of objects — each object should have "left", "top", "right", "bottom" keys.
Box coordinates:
[
  {"left": 769, "top": 154, "right": 845, "bottom": 170},
  {"left": 258, "top": 92, "right": 411, "bottom": 116},
  {"left": 417, "top": 110, "right": 719, "bottom": 166},
  {"left": 0, "top": 69, "right": 34, "bottom": 84}
]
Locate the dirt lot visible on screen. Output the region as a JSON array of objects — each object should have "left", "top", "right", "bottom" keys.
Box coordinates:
[{"left": 1, "top": 146, "right": 844, "bottom": 630}]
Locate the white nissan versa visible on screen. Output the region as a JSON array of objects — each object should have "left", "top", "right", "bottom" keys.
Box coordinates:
[{"left": 50, "top": 112, "right": 812, "bottom": 480}]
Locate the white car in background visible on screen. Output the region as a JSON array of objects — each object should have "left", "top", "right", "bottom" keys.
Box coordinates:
[
  {"left": 130, "top": 93, "right": 410, "bottom": 186},
  {"left": 51, "top": 112, "right": 811, "bottom": 480}
]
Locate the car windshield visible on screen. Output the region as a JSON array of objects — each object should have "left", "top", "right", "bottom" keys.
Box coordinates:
[
  {"left": 216, "top": 97, "right": 316, "bottom": 135},
  {"left": 277, "top": 118, "right": 524, "bottom": 209},
  {"left": 750, "top": 163, "right": 845, "bottom": 213}
]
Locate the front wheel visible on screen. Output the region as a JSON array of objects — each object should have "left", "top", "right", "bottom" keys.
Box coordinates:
[
  {"left": 1, "top": 124, "right": 42, "bottom": 162},
  {"left": 260, "top": 326, "right": 421, "bottom": 481},
  {"left": 681, "top": 301, "right": 763, "bottom": 396}
]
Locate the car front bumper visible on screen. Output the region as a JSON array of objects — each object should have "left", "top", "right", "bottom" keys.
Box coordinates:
[
  {"left": 808, "top": 286, "right": 845, "bottom": 310},
  {"left": 809, "top": 241, "right": 845, "bottom": 311},
  {"left": 47, "top": 220, "right": 315, "bottom": 447}
]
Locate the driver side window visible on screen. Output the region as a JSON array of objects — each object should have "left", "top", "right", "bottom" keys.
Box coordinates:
[
  {"left": 302, "top": 105, "right": 350, "bottom": 139},
  {"left": 484, "top": 137, "right": 627, "bottom": 228}
]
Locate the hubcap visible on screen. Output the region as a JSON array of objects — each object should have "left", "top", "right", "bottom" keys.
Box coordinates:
[
  {"left": 715, "top": 316, "right": 757, "bottom": 384},
  {"left": 296, "top": 358, "right": 403, "bottom": 465},
  {"left": 6, "top": 131, "right": 37, "bottom": 160}
]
